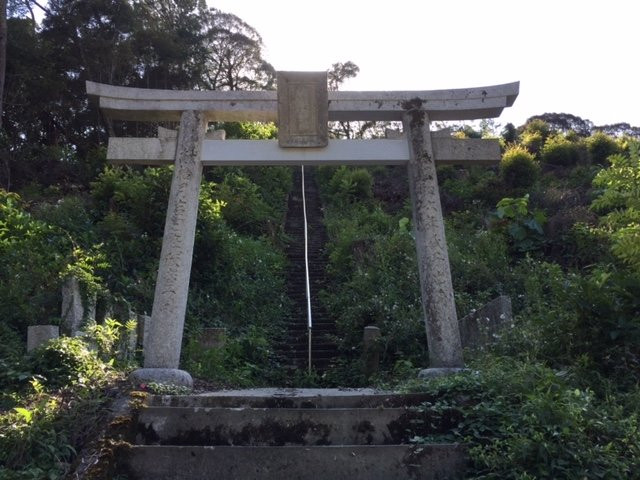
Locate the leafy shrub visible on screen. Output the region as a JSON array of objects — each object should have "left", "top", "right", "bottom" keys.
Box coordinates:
[
  {"left": 541, "top": 134, "right": 585, "bottom": 166},
  {"left": 184, "top": 325, "right": 281, "bottom": 386},
  {"left": 320, "top": 200, "right": 427, "bottom": 375},
  {"left": 489, "top": 195, "right": 546, "bottom": 253},
  {"left": 0, "top": 367, "right": 119, "bottom": 480},
  {"left": 0, "top": 190, "right": 104, "bottom": 333},
  {"left": 500, "top": 145, "right": 539, "bottom": 188},
  {"left": 327, "top": 166, "right": 373, "bottom": 204},
  {"left": 520, "top": 130, "right": 545, "bottom": 157},
  {"left": 213, "top": 172, "right": 278, "bottom": 236},
  {"left": 522, "top": 118, "right": 552, "bottom": 139},
  {"left": 85, "top": 318, "right": 138, "bottom": 365},
  {"left": 0, "top": 378, "right": 78, "bottom": 480},
  {"left": 591, "top": 141, "right": 640, "bottom": 269},
  {"left": 409, "top": 357, "right": 640, "bottom": 479},
  {"left": 586, "top": 131, "right": 620, "bottom": 164},
  {"left": 519, "top": 119, "right": 551, "bottom": 157},
  {"left": 447, "top": 214, "right": 511, "bottom": 315},
  {"left": 29, "top": 337, "right": 113, "bottom": 388},
  {"left": 189, "top": 222, "right": 289, "bottom": 333}
]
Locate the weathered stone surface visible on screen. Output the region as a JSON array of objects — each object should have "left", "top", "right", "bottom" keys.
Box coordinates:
[
  {"left": 404, "top": 111, "right": 464, "bottom": 368},
  {"left": 277, "top": 71, "right": 328, "bottom": 148},
  {"left": 144, "top": 110, "right": 206, "bottom": 369},
  {"left": 61, "top": 277, "right": 84, "bottom": 336},
  {"left": 157, "top": 127, "right": 225, "bottom": 141},
  {"left": 147, "top": 389, "right": 434, "bottom": 409},
  {"left": 199, "top": 327, "right": 226, "bottom": 350},
  {"left": 107, "top": 137, "right": 500, "bottom": 167},
  {"left": 27, "top": 325, "right": 59, "bottom": 352},
  {"left": 85, "top": 291, "right": 97, "bottom": 324},
  {"left": 126, "top": 444, "right": 465, "bottom": 480},
  {"left": 129, "top": 368, "right": 193, "bottom": 389},
  {"left": 363, "top": 326, "right": 381, "bottom": 377},
  {"left": 137, "top": 406, "right": 428, "bottom": 446},
  {"left": 459, "top": 295, "right": 513, "bottom": 350},
  {"left": 137, "top": 314, "right": 151, "bottom": 348},
  {"left": 418, "top": 368, "right": 468, "bottom": 380},
  {"left": 87, "top": 79, "right": 519, "bottom": 122},
  {"left": 205, "top": 129, "right": 226, "bottom": 140}
]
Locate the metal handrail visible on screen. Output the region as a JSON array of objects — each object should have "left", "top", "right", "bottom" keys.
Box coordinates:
[{"left": 301, "top": 165, "right": 313, "bottom": 374}]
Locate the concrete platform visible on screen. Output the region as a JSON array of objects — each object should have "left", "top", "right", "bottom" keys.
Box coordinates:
[
  {"left": 124, "top": 444, "right": 466, "bottom": 480},
  {"left": 147, "top": 388, "right": 435, "bottom": 409},
  {"left": 137, "top": 406, "right": 431, "bottom": 446}
]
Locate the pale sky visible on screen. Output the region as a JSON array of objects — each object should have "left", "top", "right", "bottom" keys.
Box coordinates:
[{"left": 208, "top": 0, "right": 640, "bottom": 129}]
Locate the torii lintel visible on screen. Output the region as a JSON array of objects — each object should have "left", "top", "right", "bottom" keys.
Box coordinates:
[{"left": 86, "top": 80, "right": 519, "bottom": 123}]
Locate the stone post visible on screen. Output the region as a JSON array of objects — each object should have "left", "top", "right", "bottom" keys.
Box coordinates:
[
  {"left": 403, "top": 108, "right": 463, "bottom": 368},
  {"left": 363, "top": 326, "right": 381, "bottom": 378},
  {"left": 199, "top": 327, "right": 227, "bottom": 350},
  {"left": 131, "top": 110, "right": 206, "bottom": 388},
  {"left": 27, "top": 325, "right": 59, "bottom": 352},
  {"left": 61, "top": 277, "right": 84, "bottom": 336}
]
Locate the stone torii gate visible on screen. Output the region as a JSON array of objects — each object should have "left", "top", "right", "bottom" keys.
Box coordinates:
[{"left": 87, "top": 74, "right": 518, "bottom": 387}]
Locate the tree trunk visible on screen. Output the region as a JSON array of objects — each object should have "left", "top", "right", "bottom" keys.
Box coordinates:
[{"left": 0, "top": 0, "right": 6, "bottom": 129}]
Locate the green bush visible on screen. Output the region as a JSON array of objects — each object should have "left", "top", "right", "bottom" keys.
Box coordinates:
[
  {"left": 1, "top": 353, "right": 118, "bottom": 480},
  {"left": 520, "top": 130, "right": 545, "bottom": 157},
  {"left": 29, "top": 337, "right": 113, "bottom": 388},
  {"left": 409, "top": 357, "right": 640, "bottom": 479},
  {"left": 327, "top": 166, "right": 373, "bottom": 204},
  {"left": 183, "top": 325, "right": 281, "bottom": 386},
  {"left": 320, "top": 198, "right": 427, "bottom": 375},
  {"left": 541, "top": 135, "right": 585, "bottom": 167},
  {"left": 447, "top": 214, "right": 511, "bottom": 315},
  {"left": 0, "top": 190, "right": 104, "bottom": 333},
  {"left": 500, "top": 145, "right": 539, "bottom": 188},
  {"left": 489, "top": 195, "right": 546, "bottom": 253},
  {"left": 591, "top": 141, "right": 640, "bottom": 270},
  {"left": 586, "top": 131, "right": 620, "bottom": 164},
  {"left": 519, "top": 119, "right": 552, "bottom": 157}
]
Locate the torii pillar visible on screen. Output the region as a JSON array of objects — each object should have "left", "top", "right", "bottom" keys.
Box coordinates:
[
  {"left": 131, "top": 111, "right": 206, "bottom": 388},
  {"left": 404, "top": 106, "right": 463, "bottom": 369}
]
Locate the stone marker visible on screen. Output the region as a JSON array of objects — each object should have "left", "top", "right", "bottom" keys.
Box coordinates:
[
  {"left": 363, "top": 326, "right": 381, "bottom": 378},
  {"left": 277, "top": 71, "right": 328, "bottom": 148},
  {"left": 27, "top": 325, "right": 59, "bottom": 352},
  {"left": 61, "top": 277, "right": 84, "bottom": 336},
  {"left": 199, "top": 327, "right": 227, "bottom": 350},
  {"left": 459, "top": 296, "right": 513, "bottom": 350},
  {"left": 137, "top": 314, "right": 151, "bottom": 348}
]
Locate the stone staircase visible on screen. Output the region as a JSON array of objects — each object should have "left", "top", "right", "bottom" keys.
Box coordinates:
[
  {"left": 120, "top": 389, "right": 465, "bottom": 479},
  {"left": 279, "top": 167, "right": 338, "bottom": 371}
]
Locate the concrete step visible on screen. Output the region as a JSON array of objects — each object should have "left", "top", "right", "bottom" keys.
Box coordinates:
[
  {"left": 137, "top": 406, "right": 434, "bottom": 446},
  {"left": 124, "top": 444, "right": 465, "bottom": 480},
  {"left": 147, "top": 389, "right": 435, "bottom": 409}
]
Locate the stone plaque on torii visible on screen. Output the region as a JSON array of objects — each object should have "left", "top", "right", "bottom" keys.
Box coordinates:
[{"left": 87, "top": 75, "right": 519, "bottom": 386}]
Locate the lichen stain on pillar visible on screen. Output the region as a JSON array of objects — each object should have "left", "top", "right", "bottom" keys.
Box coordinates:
[
  {"left": 144, "top": 110, "right": 206, "bottom": 369},
  {"left": 404, "top": 108, "right": 464, "bottom": 368}
]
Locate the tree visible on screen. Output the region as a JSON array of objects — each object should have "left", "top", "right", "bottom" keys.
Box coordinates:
[
  {"left": 328, "top": 61, "right": 359, "bottom": 91},
  {"left": 501, "top": 123, "right": 518, "bottom": 144},
  {"left": 2, "top": 0, "right": 276, "bottom": 189},
  {"left": 326, "top": 61, "right": 389, "bottom": 139},
  {"left": 526, "top": 113, "right": 594, "bottom": 137},
  {"left": 0, "top": 0, "right": 6, "bottom": 129},
  {"left": 201, "top": 9, "right": 275, "bottom": 91}
]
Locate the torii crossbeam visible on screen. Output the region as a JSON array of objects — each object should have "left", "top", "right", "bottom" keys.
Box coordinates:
[{"left": 87, "top": 76, "right": 519, "bottom": 386}]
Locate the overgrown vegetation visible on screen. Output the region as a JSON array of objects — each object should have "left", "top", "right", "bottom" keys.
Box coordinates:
[
  {"left": 1, "top": 1, "right": 640, "bottom": 478},
  {"left": 316, "top": 121, "right": 639, "bottom": 476}
]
